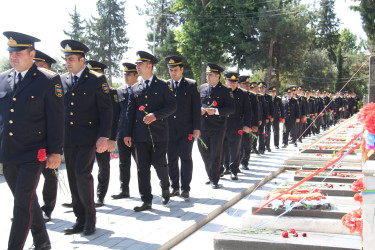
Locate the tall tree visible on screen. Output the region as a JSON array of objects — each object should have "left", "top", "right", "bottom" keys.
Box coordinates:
[
  {"left": 316, "top": 0, "right": 340, "bottom": 62},
  {"left": 174, "top": 0, "right": 233, "bottom": 84},
  {"left": 351, "top": 0, "right": 375, "bottom": 43},
  {"left": 138, "top": 0, "right": 178, "bottom": 53},
  {"left": 86, "top": 0, "right": 129, "bottom": 84},
  {"left": 63, "top": 5, "right": 86, "bottom": 40}
]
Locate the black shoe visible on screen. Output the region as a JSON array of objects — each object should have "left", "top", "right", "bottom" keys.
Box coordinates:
[
  {"left": 294, "top": 143, "right": 298, "bottom": 147},
  {"left": 64, "top": 221, "right": 84, "bottom": 235},
  {"left": 162, "top": 189, "right": 170, "bottom": 205},
  {"left": 223, "top": 169, "right": 230, "bottom": 175},
  {"left": 134, "top": 202, "right": 152, "bottom": 212},
  {"left": 255, "top": 149, "right": 260, "bottom": 155},
  {"left": 34, "top": 241, "right": 51, "bottom": 250},
  {"left": 241, "top": 164, "right": 249, "bottom": 170},
  {"left": 275, "top": 146, "right": 279, "bottom": 149},
  {"left": 170, "top": 188, "right": 180, "bottom": 197},
  {"left": 42, "top": 211, "right": 51, "bottom": 223},
  {"left": 181, "top": 191, "right": 190, "bottom": 198},
  {"left": 259, "top": 150, "right": 265, "bottom": 154},
  {"left": 62, "top": 203, "right": 73, "bottom": 208},
  {"left": 205, "top": 180, "right": 210, "bottom": 185},
  {"left": 266, "top": 147, "right": 271, "bottom": 152},
  {"left": 95, "top": 198, "right": 104, "bottom": 208},
  {"left": 230, "top": 173, "right": 238, "bottom": 180},
  {"left": 210, "top": 182, "right": 219, "bottom": 189},
  {"left": 83, "top": 218, "right": 96, "bottom": 236},
  {"left": 298, "top": 138, "right": 302, "bottom": 143},
  {"left": 282, "top": 144, "right": 287, "bottom": 148},
  {"left": 111, "top": 192, "right": 130, "bottom": 199},
  {"left": 237, "top": 168, "right": 241, "bottom": 173}
]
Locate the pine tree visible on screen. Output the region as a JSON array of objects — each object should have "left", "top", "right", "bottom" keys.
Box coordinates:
[
  {"left": 86, "top": 0, "right": 129, "bottom": 84},
  {"left": 63, "top": 5, "right": 86, "bottom": 40},
  {"left": 351, "top": 0, "right": 375, "bottom": 43}
]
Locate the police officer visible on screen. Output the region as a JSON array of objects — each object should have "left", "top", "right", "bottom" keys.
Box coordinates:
[
  {"left": 222, "top": 72, "right": 251, "bottom": 180},
  {"left": 111, "top": 63, "right": 137, "bottom": 199},
  {"left": 123, "top": 51, "right": 176, "bottom": 211},
  {"left": 269, "top": 86, "right": 284, "bottom": 149},
  {"left": 85, "top": 60, "right": 120, "bottom": 207},
  {"left": 259, "top": 82, "right": 273, "bottom": 152},
  {"left": 251, "top": 82, "right": 263, "bottom": 155},
  {"left": 305, "top": 90, "right": 316, "bottom": 136},
  {"left": 238, "top": 77, "right": 260, "bottom": 170},
  {"left": 0, "top": 31, "right": 64, "bottom": 250},
  {"left": 282, "top": 88, "right": 300, "bottom": 147},
  {"left": 257, "top": 82, "right": 270, "bottom": 154},
  {"left": 165, "top": 56, "right": 200, "bottom": 198},
  {"left": 33, "top": 50, "right": 59, "bottom": 223},
  {"left": 199, "top": 63, "right": 234, "bottom": 189},
  {"left": 296, "top": 86, "right": 307, "bottom": 142},
  {"left": 61, "top": 40, "right": 113, "bottom": 236}
]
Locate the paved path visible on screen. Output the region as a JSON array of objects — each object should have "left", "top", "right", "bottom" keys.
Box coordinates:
[{"left": 0, "top": 131, "right": 313, "bottom": 249}]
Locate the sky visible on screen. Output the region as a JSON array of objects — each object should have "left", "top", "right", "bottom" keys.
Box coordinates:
[{"left": 0, "top": 0, "right": 367, "bottom": 77}]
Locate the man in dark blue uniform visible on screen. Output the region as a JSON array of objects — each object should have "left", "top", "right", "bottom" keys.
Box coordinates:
[
  {"left": 165, "top": 56, "right": 200, "bottom": 198},
  {"left": 198, "top": 63, "right": 234, "bottom": 189},
  {"left": 296, "top": 86, "right": 307, "bottom": 142},
  {"left": 33, "top": 50, "right": 59, "bottom": 223},
  {"left": 251, "top": 82, "right": 263, "bottom": 155},
  {"left": 85, "top": 60, "right": 120, "bottom": 207},
  {"left": 60, "top": 40, "right": 112, "bottom": 236},
  {"left": 259, "top": 82, "right": 273, "bottom": 152},
  {"left": 282, "top": 88, "right": 300, "bottom": 147},
  {"left": 239, "top": 77, "right": 260, "bottom": 170},
  {"left": 112, "top": 63, "right": 137, "bottom": 200},
  {"left": 222, "top": 73, "right": 251, "bottom": 180},
  {"left": 123, "top": 51, "right": 176, "bottom": 211},
  {"left": 269, "top": 86, "right": 284, "bottom": 149},
  {"left": 257, "top": 82, "right": 270, "bottom": 154},
  {"left": 0, "top": 31, "right": 64, "bottom": 250}
]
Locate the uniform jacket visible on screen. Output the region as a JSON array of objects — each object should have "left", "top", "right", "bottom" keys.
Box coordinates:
[
  {"left": 257, "top": 94, "right": 268, "bottom": 120},
  {"left": 0, "top": 64, "right": 64, "bottom": 163},
  {"left": 272, "top": 96, "right": 285, "bottom": 119},
  {"left": 109, "top": 88, "right": 120, "bottom": 141},
  {"left": 124, "top": 75, "right": 177, "bottom": 142},
  {"left": 248, "top": 91, "right": 261, "bottom": 127},
  {"left": 226, "top": 87, "right": 251, "bottom": 131},
  {"left": 307, "top": 97, "right": 316, "bottom": 116},
  {"left": 117, "top": 85, "right": 131, "bottom": 139},
  {"left": 264, "top": 93, "right": 274, "bottom": 119},
  {"left": 200, "top": 82, "right": 235, "bottom": 132},
  {"left": 282, "top": 97, "right": 301, "bottom": 121},
  {"left": 61, "top": 67, "right": 112, "bottom": 147},
  {"left": 167, "top": 77, "right": 201, "bottom": 138}
]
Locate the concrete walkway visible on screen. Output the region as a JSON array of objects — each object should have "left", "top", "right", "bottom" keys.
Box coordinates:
[{"left": 0, "top": 132, "right": 308, "bottom": 250}]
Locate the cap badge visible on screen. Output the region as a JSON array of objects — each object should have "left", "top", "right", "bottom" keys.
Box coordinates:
[
  {"left": 169, "top": 59, "right": 175, "bottom": 64},
  {"left": 87, "top": 63, "right": 92, "bottom": 69},
  {"left": 64, "top": 44, "right": 72, "bottom": 52},
  {"left": 8, "top": 37, "right": 17, "bottom": 46},
  {"left": 206, "top": 66, "right": 211, "bottom": 71},
  {"left": 124, "top": 66, "right": 128, "bottom": 71},
  {"left": 230, "top": 75, "right": 236, "bottom": 80}
]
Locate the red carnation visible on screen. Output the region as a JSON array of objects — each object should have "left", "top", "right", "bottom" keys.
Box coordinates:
[
  {"left": 262, "top": 132, "right": 265, "bottom": 135},
  {"left": 37, "top": 149, "right": 47, "bottom": 162},
  {"left": 302, "top": 233, "right": 307, "bottom": 237},
  {"left": 279, "top": 118, "right": 283, "bottom": 123},
  {"left": 282, "top": 231, "right": 289, "bottom": 238},
  {"left": 294, "top": 233, "right": 299, "bottom": 237},
  {"left": 329, "top": 109, "right": 332, "bottom": 112},
  {"left": 268, "top": 115, "right": 272, "bottom": 119},
  {"left": 188, "top": 134, "right": 193, "bottom": 141},
  {"left": 290, "top": 228, "right": 296, "bottom": 234},
  {"left": 301, "top": 119, "right": 306, "bottom": 123},
  {"left": 139, "top": 105, "right": 145, "bottom": 111},
  {"left": 354, "top": 193, "right": 363, "bottom": 203},
  {"left": 332, "top": 172, "right": 337, "bottom": 176},
  {"left": 238, "top": 130, "right": 243, "bottom": 135},
  {"left": 212, "top": 101, "right": 217, "bottom": 107}
]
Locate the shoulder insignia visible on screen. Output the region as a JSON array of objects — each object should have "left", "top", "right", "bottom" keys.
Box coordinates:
[
  {"left": 39, "top": 67, "right": 57, "bottom": 76},
  {"left": 229, "top": 90, "right": 234, "bottom": 98},
  {"left": 114, "top": 94, "right": 119, "bottom": 103},
  {"left": 102, "top": 83, "right": 110, "bottom": 94},
  {"left": 55, "top": 84, "right": 63, "bottom": 97},
  {"left": 90, "top": 70, "right": 103, "bottom": 77}
]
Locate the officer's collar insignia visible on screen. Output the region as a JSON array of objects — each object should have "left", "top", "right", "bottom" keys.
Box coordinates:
[
  {"left": 169, "top": 59, "right": 175, "bottom": 64},
  {"left": 85, "top": 75, "right": 88, "bottom": 78},
  {"left": 8, "top": 37, "right": 17, "bottom": 46},
  {"left": 87, "top": 63, "right": 92, "bottom": 69},
  {"left": 64, "top": 44, "right": 72, "bottom": 52}
]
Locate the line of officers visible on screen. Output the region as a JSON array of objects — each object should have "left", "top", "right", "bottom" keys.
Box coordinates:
[{"left": 0, "top": 31, "right": 360, "bottom": 249}]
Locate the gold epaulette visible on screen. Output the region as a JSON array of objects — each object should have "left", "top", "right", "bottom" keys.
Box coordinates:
[
  {"left": 89, "top": 70, "right": 103, "bottom": 77},
  {"left": 38, "top": 67, "right": 57, "bottom": 76}
]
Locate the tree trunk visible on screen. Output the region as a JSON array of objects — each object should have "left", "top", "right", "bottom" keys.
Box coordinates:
[
  {"left": 200, "top": 62, "right": 206, "bottom": 85},
  {"left": 266, "top": 37, "right": 274, "bottom": 85}
]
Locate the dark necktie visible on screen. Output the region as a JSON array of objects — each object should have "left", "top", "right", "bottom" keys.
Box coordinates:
[
  {"left": 144, "top": 80, "right": 150, "bottom": 91},
  {"left": 174, "top": 81, "right": 178, "bottom": 94},
  {"left": 73, "top": 75, "right": 79, "bottom": 85},
  {"left": 209, "top": 86, "right": 213, "bottom": 96},
  {"left": 14, "top": 73, "right": 22, "bottom": 92}
]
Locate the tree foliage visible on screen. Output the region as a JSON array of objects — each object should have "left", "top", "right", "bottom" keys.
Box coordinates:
[
  {"left": 351, "top": 0, "right": 375, "bottom": 43},
  {"left": 63, "top": 5, "right": 86, "bottom": 41}
]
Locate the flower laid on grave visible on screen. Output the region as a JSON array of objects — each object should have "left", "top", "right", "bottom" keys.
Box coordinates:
[
  {"left": 354, "top": 193, "right": 363, "bottom": 203},
  {"left": 342, "top": 207, "right": 363, "bottom": 235},
  {"left": 295, "top": 170, "right": 361, "bottom": 179},
  {"left": 350, "top": 178, "right": 364, "bottom": 193},
  {"left": 357, "top": 103, "right": 375, "bottom": 157},
  {"left": 266, "top": 189, "right": 331, "bottom": 210}
]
